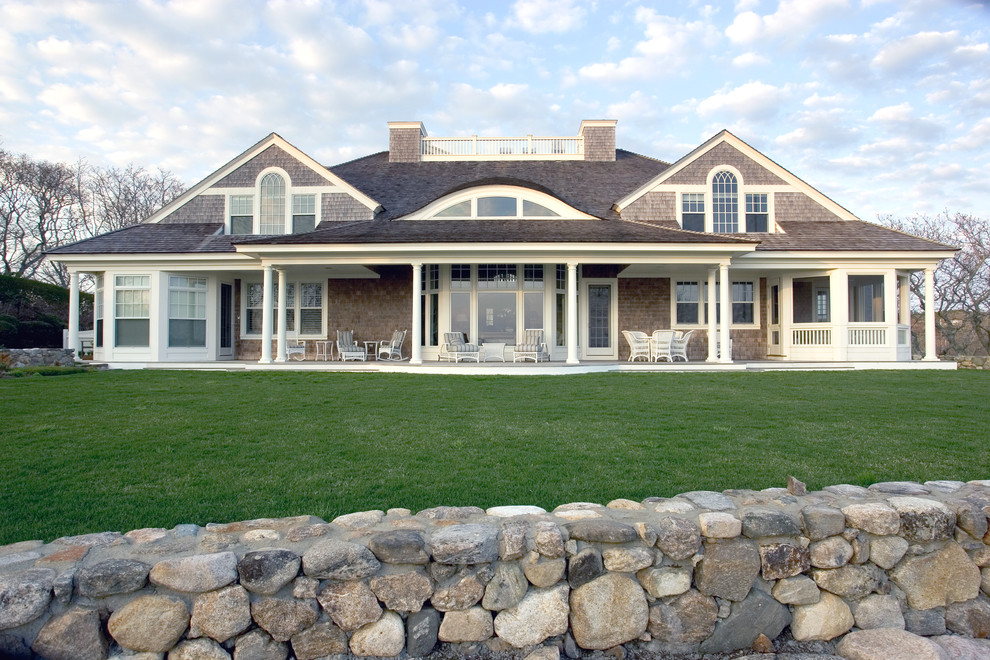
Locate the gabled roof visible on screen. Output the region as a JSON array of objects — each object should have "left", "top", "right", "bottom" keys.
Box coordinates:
[
  {"left": 328, "top": 149, "right": 669, "bottom": 221},
  {"left": 614, "top": 130, "right": 858, "bottom": 221},
  {"left": 144, "top": 133, "right": 380, "bottom": 224}
]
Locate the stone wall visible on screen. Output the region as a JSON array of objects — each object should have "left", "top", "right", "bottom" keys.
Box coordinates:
[
  {"left": 2, "top": 480, "right": 990, "bottom": 659},
  {"left": 0, "top": 348, "right": 76, "bottom": 369},
  {"left": 955, "top": 356, "right": 990, "bottom": 370}
]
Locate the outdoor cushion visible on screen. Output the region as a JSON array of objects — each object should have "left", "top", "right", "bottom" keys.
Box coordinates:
[{"left": 452, "top": 343, "right": 478, "bottom": 351}]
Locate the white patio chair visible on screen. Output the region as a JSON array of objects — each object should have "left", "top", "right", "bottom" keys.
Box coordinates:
[
  {"left": 651, "top": 330, "right": 676, "bottom": 362},
  {"left": 670, "top": 330, "right": 694, "bottom": 362},
  {"left": 337, "top": 330, "right": 366, "bottom": 361},
  {"left": 439, "top": 331, "right": 480, "bottom": 362},
  {"left": 285, "top": 333, "right": 306, "bottom": 361},
  {"left": 513, "top": 329, "right": 549, "bottom": 362},
  {"left": 377, "top": 330, "right": 407, "bottom": 361},
  {"left": 622, "top": 330, "right": 651, "bottom": 362}
]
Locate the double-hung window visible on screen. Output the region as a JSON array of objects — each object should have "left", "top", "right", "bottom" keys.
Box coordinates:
[
  {"left": 292, "top": 194, "right": 316, "bottom": 234},
  {"left": 245, "top": 280, "right": 324, "bottom": 336},
  {"left": 745, "top": 193, "right": 768, "bottom": 232},
  {"left": 169, "top": 276, "right": 207, "bottom": 347},
  {"left": 229, "top": 195, "right": 254, "bottom": 234},
  {"left": 681, "top": 194, "right": 705, "bottom": 231},
  {"left": 731, "top": 282, "right": 755, "bottom": 324},
  {"left": 674, "top": 280, "right": 756, "bottom": 326},
  {"left": 115, "top": 275, "right": 150, "bottom": 347},
  {"left": 675, "top": 281, "right": 701, "bottom": 324}
]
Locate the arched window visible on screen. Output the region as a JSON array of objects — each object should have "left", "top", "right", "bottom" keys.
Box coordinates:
[
  {"left": 259, "top": 173, "right": 286, "bottom": 234},
  {"left": 712, "top": 170, "right": 738, "bottom": 233}
]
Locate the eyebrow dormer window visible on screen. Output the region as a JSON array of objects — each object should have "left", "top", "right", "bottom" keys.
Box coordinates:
[{"left": 431, "top": 196, "right": 561, "bottom": 219}]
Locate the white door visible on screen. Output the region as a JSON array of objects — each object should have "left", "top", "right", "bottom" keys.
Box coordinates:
[
  {"left": 767, "top": 278, "right": 781, "bottom": 356},
  {"left": 581, "top": 279, "right": 617, "bottom": 359}
]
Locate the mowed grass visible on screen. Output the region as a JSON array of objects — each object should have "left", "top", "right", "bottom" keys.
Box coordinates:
[{"left": 1, "top": 369, "right": 988, "bottom": 544}]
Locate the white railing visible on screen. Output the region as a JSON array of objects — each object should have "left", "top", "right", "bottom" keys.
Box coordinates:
[
  {"left": 792, "top": 326, "right": 832, "bottom": 346},
  {"left": 897, "top": 324, "right": 910, "bottom": 346},
  {"left": 421, "top": 135, "right": 584, "bottom": 160},
  {"left": 848, "top": 325, "right": 886, "bottom": 346}
]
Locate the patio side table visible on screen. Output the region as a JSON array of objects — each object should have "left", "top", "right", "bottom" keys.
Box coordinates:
[
  {"left": 482, "top": 342, "right": 506, "bottom": 362},
  {"left": 314, "top": 340, "right": 334, "bottom": 361}
]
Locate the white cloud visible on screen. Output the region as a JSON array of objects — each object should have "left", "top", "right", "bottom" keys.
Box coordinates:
[
  {"left": 695, "top": 82, "right": 789, "bottom": 122},
  {"left": 732, "top": 52, "right": 769, "bottom": 67},
  {"left": 725, "top": 0, "right": 850, "bottom": 45},
  {"left": 868, "top": 103, "right": 914, "bottom": 123},
  {"left": 871, "top": 31, "right": 959, "bottom": 73},
  {"left": 579, "top": 8, "right": 718, "bottom": 82},
  {"left": 511, "top": 0, "right": 587, "bottom": 34}
]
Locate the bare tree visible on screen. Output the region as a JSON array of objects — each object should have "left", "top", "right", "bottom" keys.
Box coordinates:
[
  {"left": 87, "top": 164, "right": 185, "bottom": 235},
  {"left": 0, "top": 149, "right": 82, "bottom": 282},
  {"left": 879, "top": 212, "right": 990, "bottom": 356}
]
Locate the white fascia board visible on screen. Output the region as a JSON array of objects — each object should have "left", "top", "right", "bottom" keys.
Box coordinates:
[
  {"left": 145, "top": 134, "right": 380, "bottom": 224},
  {"left": 48, "top": 253, "right": 256, "bottom": 270},
  {"left": 237, "top": 241, "right": 757, "bottom": 266},
  {"left": 614, "top": 130, "right": 859, "bottom": 221},
  {"left": 731, "top": 250, "right": 956, "bottom": 270}
]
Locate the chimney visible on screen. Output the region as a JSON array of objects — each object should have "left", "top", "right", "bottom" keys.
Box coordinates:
[
  {"left": 579, "top": 120, "right": 617, "bottom": 162},
  {"left": 388, "top": 121, "right": 426, "bottom": 163}
]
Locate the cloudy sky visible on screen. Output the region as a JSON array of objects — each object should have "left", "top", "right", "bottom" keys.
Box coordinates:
[{"left": 1, "top": 0, "right": 988, "bottom": 220}]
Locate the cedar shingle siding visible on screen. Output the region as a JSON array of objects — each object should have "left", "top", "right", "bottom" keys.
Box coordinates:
[
  {"left": 621, "top": 191, "right": 677, "bottom": 225},
  {"left": 666, "top": 142, "right": 785, "bottom": 185},
  {"left": 773, "top": 192, "right": 841, "bottom": 222},
  {"left": 211, "top": 145, "right": 328, "bottom": 187},
  {"left": 321, "top": 192, "right": 374, "bottom": 222},
  {"left": 583, "top": 126, "right": 616, "bottom": 162},
  {"left": 159, "top": 195, "right": 225, "bottom": 224}
]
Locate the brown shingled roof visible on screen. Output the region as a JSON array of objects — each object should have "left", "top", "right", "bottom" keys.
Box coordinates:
[
  {"left": 758, "top": 221, "right": 955, "bottom": 251},
  {"left": 47, "top": 223, "right": 233, "bottom": 254}
]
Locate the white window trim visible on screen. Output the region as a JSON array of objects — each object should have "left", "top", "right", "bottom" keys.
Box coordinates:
[
  {"left": 222, "top": 169, "right": 326, "bottom": 235},
  {"left": 673, "top": 168, "right": 777, "bottom": 234},
  {"left": 401, "top": 185, "right": 596, "bottom": 220},
  {"left": 240, "top": 278, "right": 327, "bottom": 339},
  {"left": 669, "top": 278, "right": 761, "bottom": 329}
]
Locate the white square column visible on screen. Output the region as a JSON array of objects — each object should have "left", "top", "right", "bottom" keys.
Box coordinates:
[
  {"left": 275, "top": 269, "right": 287, "bottom": 363},
  {"left": 411, "top": 263, "right": 423, "bottom": 364},
  {"left": 566, "top": 262, "right": 579, "bottom": 364},
  {"left": 259, "top": 265, "right": 274, "bottom": 364}
]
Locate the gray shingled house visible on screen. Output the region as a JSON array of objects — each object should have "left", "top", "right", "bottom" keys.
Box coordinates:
[{"left": 48, "top": 120, "right": 954, "bottom": 366}]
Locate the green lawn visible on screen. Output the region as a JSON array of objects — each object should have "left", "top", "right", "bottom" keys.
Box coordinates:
[{"left": 2, "top": 369, "right": 988, "bottom": 544}]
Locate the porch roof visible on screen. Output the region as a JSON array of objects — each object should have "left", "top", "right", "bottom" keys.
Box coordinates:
[
  {"left": 47, "top": 222, "right": 232, "bottom": 255},
  {"left": 756, "top": 221, "right": 955, "bottom": 252},
  {"left": 234, "top": 219, "right": 759, "bottom": 245}
]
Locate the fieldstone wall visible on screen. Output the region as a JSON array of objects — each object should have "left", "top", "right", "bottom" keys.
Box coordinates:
[
  {"left": 2, "top": 480, "right": 990, "bottom": 660},
  {"left": 955, "top": 355, "right": 990, "bottom": 370},
  {"left": 0, "top": 348, "right": 76, "bottom": 369}
]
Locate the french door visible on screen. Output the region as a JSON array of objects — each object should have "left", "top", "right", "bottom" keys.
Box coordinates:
[
  {"left": 218, "top": 282, "right": 234, "bottom": 358},
  {"left": 581, "top": 279, "right": 617, "bottom": 359}
]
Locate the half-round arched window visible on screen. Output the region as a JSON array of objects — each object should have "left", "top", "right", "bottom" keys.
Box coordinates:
[
  {"left": 260, "top": 173, "right": 286, "bottom": 234},
  {"left": 431, "top": 196, "right": 561, "bottom": 218},
  {"left": 712, "top": 170, "right": 738, "bottom": 233}
]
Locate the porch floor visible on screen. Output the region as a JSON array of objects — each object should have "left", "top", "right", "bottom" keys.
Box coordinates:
[{"left": 96, "top": 359, "right": 958, "bottom": 375}]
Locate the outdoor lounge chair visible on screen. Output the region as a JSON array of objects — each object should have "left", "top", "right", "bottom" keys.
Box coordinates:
[
  {"left": 651, "top": 330, "right": 675, "bottom": 362},
  {"left": 337, "top": 330, "right": 366, "bottom": 361},
  {"left": 622, "top": 330, "right": 651, "bottom": 362},
  {"left": 670, "top": 330, "right": 694, "bottom": 362},
  {"left": 285, "top": 333, "right": 306, "bottom": 361},
  {"left": 439, "top": 332, "right": 480, "bottom": 362},
  {"left": 513, "top": 329, "right": 549, "bottom": 362},
  {"left": 377, "top": 330, "right": 407, "bottom": 361}
]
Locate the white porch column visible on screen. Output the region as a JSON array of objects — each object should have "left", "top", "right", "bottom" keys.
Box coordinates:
[
  {"left": 899, "top": 275, "right": 910, "bottom": 325},
  {"left": 718, "top": 264, "right": 731, "bottom": 363},
  {"left": 706, "top": 268, "right": 717, "bottom": 362},
  {"left": 566, "top": 262, "right": 579, "bottom": 364},
  {"left": 275, "top": 269, "right": 287, "bottom": 363},
  {"left": 830, "top": 269, "right": 848, "bottom": 361},
  {"left": 68, "top": 271, "right": 80, "bottom": 358},
  {"left": 884, "top": 269, "right": 898, "bottom": 355},
  {"left": 411, "top": 263, "right": 423, "bottom": 364},
  {"left": 259, "top": 265, "right": 274, "bottom": 364},
  {"left": 923, "top": 267, "right": 937, "bottom": 361}
]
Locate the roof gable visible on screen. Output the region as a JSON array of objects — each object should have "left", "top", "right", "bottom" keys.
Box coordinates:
[
  {"left": 145, "top": 133, "right": 380, "bottom": 224},
  {"left": 614, "top": 130, "right": 858, "bottom": 221}
]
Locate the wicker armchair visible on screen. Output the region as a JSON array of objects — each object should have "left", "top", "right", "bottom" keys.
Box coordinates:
[
  {"left": 622, "top": 330, "right": 651, "bottom": 362},
  {"left": 651, "top": 330, "right": 675, "bottom": 362},
  {"left": 670, "top": 330, "right": 695, "bottom": 362},
  {"left": 513, "top": 329, "right": 549, "bottom": 362},
  {"left": 336, "top": 330, "right": 366, "bottom": 361},
  {"left": 377, "top": 330, "right": 407, "bottom": 361},
  {"left": 439, "top": 331, "right": 480, "bottom": 362}
]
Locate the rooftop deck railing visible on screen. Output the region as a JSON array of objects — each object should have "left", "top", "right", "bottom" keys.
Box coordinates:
[{"left": 421, "top": 135, "right": 584, "bottom": 160}]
